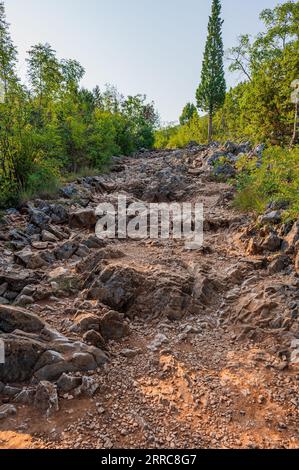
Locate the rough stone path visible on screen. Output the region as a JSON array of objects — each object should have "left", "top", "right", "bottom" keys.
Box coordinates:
[{"left": 0, "top": 145, "right": 298, "bottom": 449}]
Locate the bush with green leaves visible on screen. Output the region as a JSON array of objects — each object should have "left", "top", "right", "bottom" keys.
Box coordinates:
[
  {"left": 156, "top": 1, "right": 299, "bottom": 148},
  {"left": 0, "top": 1, "right": 158, "bottom": 209},
  {"left": 234, "top": 146, "right": 299, "bottom": 220},
  {"left": 155, "top": 114, "right": 210, "bottom": 149}
]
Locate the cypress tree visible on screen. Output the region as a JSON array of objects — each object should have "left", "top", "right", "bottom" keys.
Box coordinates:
[{"left": 196, "top": 0, "right": 226, "bottom": 142}]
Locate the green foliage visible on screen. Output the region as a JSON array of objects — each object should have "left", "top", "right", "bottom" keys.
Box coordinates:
[
  {"left": 155, "top": 114, "right": 209, "bottom": 149},
  {"left": 20, "top": 160, "right": 60, "bottom": 202},
  {"left": 234, "top": 146, "right": 299, "bottom": 219},
  {"left": 154, "top": 125, "right": 179, "bottom": 149},
  {"left": 27, "top": 43, "right": 63, "bottom": 104},
  {"left": 157, "top": 1, "right": 299, "bottom": 149},
  {"left": 223, "top": 43, "right": 298, "bottom": 145},
  {"left": 0, "top": 1, "right": 158, "bottom": 209},
  {"left": 224, "top": 0, "right": 299, "bottom": 145},
  {"left": 179, "top": 103, "right": 198, "bottom": 126},
  {"left": 196, "top": 0, "right": 226, "bottom": 140},
  {"left": 156, "top": 1, "right": 299, "bottom": 222}
]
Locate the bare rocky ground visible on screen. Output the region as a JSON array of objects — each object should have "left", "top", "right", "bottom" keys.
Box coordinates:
[{"left": 0, "top": 143, "right": 298, "bottom": 449}]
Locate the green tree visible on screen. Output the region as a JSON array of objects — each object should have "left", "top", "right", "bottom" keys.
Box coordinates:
[
  {"left": 179, "top": 103, "right": 198, "bottom": 125},
  {"left": 227, "top": 1, "right": 299, "bottom": 82},
  {"left": 196, "top": 0, "right": 226, "bottom": 142},
  {"left": 93, "top": 85, "right": 103, "bottom": 109},
  {"left": 0, "top": 0, "right": 22, "bottom": 192},
  {"left": 257, "top": 1, "right": 299, "bottom": 50},
  {"left": 0, "top": 1, "right": 159, "bottom": 208},
  {"left": 0, "top": 1, "right": 17, "bottom": 97},
  {"left": 122, "top": 94, "right": 158, "bottom": 150},
  {"left": 61, "top": 59, "right": 85, "bottom": 92},
  {"left": 27, "top": 43, "right": 63, "bottom": 125},
  {"left": 225, "top": 1, "right": 299, "bottom": 144},
  {"left": 226, "top": 35, "right": 254, "bottom": 81}
]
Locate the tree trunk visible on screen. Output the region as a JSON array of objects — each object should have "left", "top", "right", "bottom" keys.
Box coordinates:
[
  {"left": 208, "top": 112, "right": 213, "bottom": 143},
  {"left": 290, "top": 101, "right": 298, "bottom": 147}
]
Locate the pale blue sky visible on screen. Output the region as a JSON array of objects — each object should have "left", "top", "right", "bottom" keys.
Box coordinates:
[{"left": 6, "top": 0, "right": 281, "bottom": 122}]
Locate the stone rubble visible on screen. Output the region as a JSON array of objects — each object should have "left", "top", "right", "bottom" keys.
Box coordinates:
[{"left": 0, "top": 142, "right": 298, "bottom": 449}]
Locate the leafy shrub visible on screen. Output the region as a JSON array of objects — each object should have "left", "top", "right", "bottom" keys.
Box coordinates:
[
  {"left": 234, "top": 146, "right": 299, "bottom": 220},
  {"left": 20, "top": 160, "right": 60, "bottom": 201},
  {"left": 0, "top": 177, "right": 19, "bottom": 208}
]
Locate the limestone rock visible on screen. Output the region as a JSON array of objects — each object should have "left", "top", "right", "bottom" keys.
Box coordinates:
[
  {"left": 34, "top": 381, "right": 59, "bottom": 415},
  {"left": 0, "top": 304, "right": 45, "bottom": 333},
  {"left": 83, "top": 330, "right": 106, "bottom": 349},
  {"left": 73, "top": 313, "right": 101, "bottom": 333},
  {"left": 29, "top": 208, "right": 50, "bottom": 228},
  {"left": 259, "top": 211, "right": 282, "bottom": 225},
  {"left": 15, "top": 248, "right": 46, "bottom": 269},
  {"left": 69, "top": 209, "right": 97, "bottom": 229},
  {"left": 0, "top": 305, "right": 108, "bottom": 383},
  {"left": 57, "top": 373, "right": 82, "bottom": 393},
  {"left": 0, "top": 404, "right": 17, "bottom": 420},
  {"left": 100, "top": 310, "right": 129, "bottom": 340},
  {"left": 261, "top": 233, "right": 282, "bottom": 252},
  {"left": 55, "top": 241, "right": 79, "bottom": 260},
  {"left": 282, "top": 220, "right": 299, "bottom": 254},
  {"left": 42, "top": 230, "right": 58, "bottom": 243},
  {"left": 268, "top": 254, "right": 291, "bottom": 274}
]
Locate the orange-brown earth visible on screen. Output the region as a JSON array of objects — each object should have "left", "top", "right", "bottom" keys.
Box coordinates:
[{"left": 0, "top": 144, "right": 298, "bottom": 449}]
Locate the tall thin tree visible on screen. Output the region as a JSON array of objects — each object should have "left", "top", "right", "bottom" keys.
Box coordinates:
[
  {"left": 196, "top": 0, "right": 226, "bottom": 142},
  {"left": 290, "top": 79, "right": 299, "bottom": 147},
  {"left": 0, "top": 1, "right": 18, "bottom": 178}
]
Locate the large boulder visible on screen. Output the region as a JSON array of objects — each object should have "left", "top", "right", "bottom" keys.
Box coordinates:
[
  {"left": 14, "top": 248, "right": 46, "bottom": 270},
  {"left": 142, "top": 170, "right": 188, "bottom": 202},
  {"left": 85, "top": 262, "right": 203, "bottom": 322},
  {"left": 0, "top": 304, "right": 44, "bottom": 333},
  {"left": 0, "top": 271, "right": 39, "bottom": 293},
  {"left": 55, "top": 241, "right": 79, "bottom": 260},
  {"left": 43, "top": 204, "right": 68, "bottom": 224},
  {"left": 268, "top": 254, "right": 292, "bottom": 274},
  {"left": 0, "top": 305, "right": 108, "bottom": 384},
  {"left": 259, "top": 211, "right": 282, "bottom": 225},
  {"left": 29, "top": 208, "right": 50, "bottom": 228},
  {"left": 282, "top": 220, "right": 299, "bottom": 254},
  {"left": 41, "top": 230, "right": 58, "bottom": 243},
  {"left": 0, "top": 334, "right": 47, "bottom": 382},
  {"left": 73, "top": 313, "right": 100, "bottom": 333},
  {"left": 34, "top": 381, "right": 59, "bottom": 415},
  {"left": 261, "top": 232, "right": 282, "bottom": 252},
  {"left": 69, "top": 209, "right": 97, "bottom": 229},
  {"left": 100, "top": 311, "right": 129, "bottom": 340},
  {"left": 87, "top": 265, "right": 140, "bottom": 310}
]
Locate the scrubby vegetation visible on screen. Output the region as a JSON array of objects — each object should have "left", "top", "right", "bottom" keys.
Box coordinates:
[
  {"left": 155, "top": 1, "right": 299, "bottom": 219},
  {"left": 234, "top": 146, "right": 299, "bottom": 220},
  {"left": 156, "top": 1, "right": 298, "bottom": 148},
  {"left": 0, "top": 3, "right": 158, "bottom": 208}
]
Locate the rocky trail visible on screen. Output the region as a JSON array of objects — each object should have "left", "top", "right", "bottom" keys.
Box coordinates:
[{"left": 0, "top": 143, "right": 298, "bottom": 449}]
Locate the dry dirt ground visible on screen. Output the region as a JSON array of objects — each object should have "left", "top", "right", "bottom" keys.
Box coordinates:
[{"left": 0, "top": 147, "right": 298, "bottom": 449}]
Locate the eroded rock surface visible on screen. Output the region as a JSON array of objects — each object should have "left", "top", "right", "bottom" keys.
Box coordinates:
[{"left": 0, "top": 143, "right": 298, "bottom": 449}]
